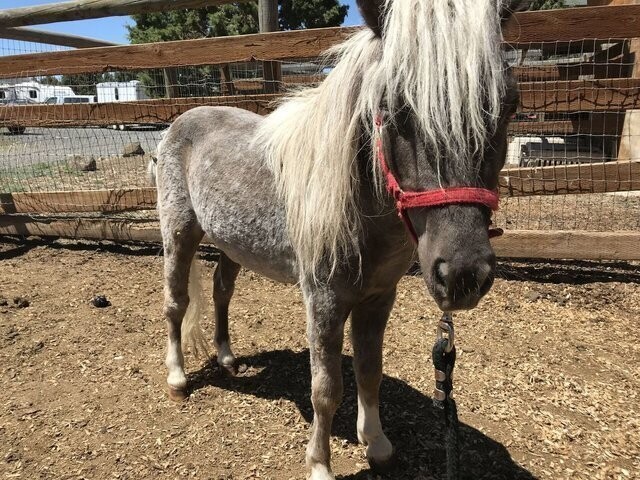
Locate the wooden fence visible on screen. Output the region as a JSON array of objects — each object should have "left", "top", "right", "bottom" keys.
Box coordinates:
[{"left": 0, "top": 2, "right": 639, "bottom": 261}]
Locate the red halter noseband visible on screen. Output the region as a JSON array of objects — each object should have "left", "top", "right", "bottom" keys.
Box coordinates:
[{"left": 374, "top": 114, "right": 503, "bottom": 243}]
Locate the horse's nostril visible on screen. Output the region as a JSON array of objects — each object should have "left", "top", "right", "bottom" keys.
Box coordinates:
[
  {"left": 433, "top": 259, "right": 448, "bottom": 287},
  {"left": 475, "top": 262, "right": 492, "bottom": 289}
]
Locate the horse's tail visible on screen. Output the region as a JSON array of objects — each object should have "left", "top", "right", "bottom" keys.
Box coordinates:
[
  {"left": 181, "top": 258, "right": 210, "bottom": 358},
  {"left": 148, "top": 128, "right": 169, "bottom": 187},
  {"left": 147, "top": 157, "right": 157, "bottom": 186}
]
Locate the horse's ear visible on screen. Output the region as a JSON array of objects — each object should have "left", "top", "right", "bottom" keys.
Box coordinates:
[
  {"left": 500, "top": 0, "right": 532, "bottom": 24},
  {"left": 357, "top": 0, "right": 385, "bottom": 37}
]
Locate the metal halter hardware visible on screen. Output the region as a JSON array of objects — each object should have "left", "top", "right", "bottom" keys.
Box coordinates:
[
  {"left": 433, "top": 313, "right": 456, "bottom": 404},
  {"left": 432, "top": 312, "right": 460, "bottom": 480}
]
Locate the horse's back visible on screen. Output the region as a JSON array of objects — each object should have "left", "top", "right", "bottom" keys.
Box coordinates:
[{"left": 157, "top": 106, "right": 298, "bottom": 283}]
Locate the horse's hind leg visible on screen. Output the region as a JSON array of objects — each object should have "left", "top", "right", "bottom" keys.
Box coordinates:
[
  {"left": 161, "top": 219, "right": 203, "bottom": 401},
  {"left": 212, "top": 252, "right": 241, "bottom": 373},
  {"left": 351, "top": 290, "right": 396, "bottom": 471}
]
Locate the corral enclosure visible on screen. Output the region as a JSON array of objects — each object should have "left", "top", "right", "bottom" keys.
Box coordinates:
[
  {"left": 0, "top": 1, "right": 639, "bottom": 480},
  {"left": 0, "top": 2, "right": 639, "bottom": 261}
]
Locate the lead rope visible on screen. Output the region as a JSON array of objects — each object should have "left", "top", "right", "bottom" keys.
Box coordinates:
[{"left": 432, "top": 313, "right": 460, "bottom": 480}]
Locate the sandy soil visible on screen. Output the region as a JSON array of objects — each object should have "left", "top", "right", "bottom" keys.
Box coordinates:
[{"left": 0, "top": 239, "right": 638, "bottom": 480}]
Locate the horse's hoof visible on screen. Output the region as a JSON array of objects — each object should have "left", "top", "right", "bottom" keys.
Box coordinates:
[
  {"left": 221, "top": 363, "right": 238, "bottom": 376},
  {"left": 367, "top": 446, "right": 396, "bottom": 474},
  {"left": 167, "top": 387, "right": 189, "bottom": 402},
  {"left": 220, "top": 362, "right": 248, "bottom": 376}
]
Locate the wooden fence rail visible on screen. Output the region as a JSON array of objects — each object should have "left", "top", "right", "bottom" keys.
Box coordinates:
[
  {"left": 2, "top": 78, "right": 640, "bottom": 128},
  {"left": 1, "top": 5, "right": 640, "bottom": 79},
  {"left": 0, "top": 94, "right": 279, "bottom": 127},
  {"left": 1, "top": 161, "right": 638, "bottom": 215},
  {"left": 1, "top": 214, "right": 638, "bottom": 261},
  {"left": 0, "top": 0, "right": 248, "bottom": 29}
]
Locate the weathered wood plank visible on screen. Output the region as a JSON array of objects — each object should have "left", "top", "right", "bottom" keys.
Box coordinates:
[
  {"left": 0, "top": 94, "right": 280, "bottom": 127},
  {"left": 491, "top": 230, "right": 640, "bottom": 261},
  {"left": 0, "top": 188, "right": 157, "bottom": 215},
  {"left": 519, "top": 78, "right": 640, "bottom": 112},
  {"left": 0, "top": 27, "right": 357, "bottom": 79},
  {"left": 513, "top": 60, "right": 629, "bottom": 82},
  {"left": 0, "top": 215, "right": 164, "bottom": 243},
  {"left": 1, "top": 5, "right": 639, "bottom": 79},
  {"left": 0, "top": 26, "right": 118, "bottom": 48},
  {"left": 0, "top": 161, "right": 637, "bottom": 215},
  {"left": 1, "top": 215, "right": 637, "bottom": 261},
  {"left": 0, "top": 0, "right": 249, "bottom": 29},
  {"left": 509, "top": 113, "right": 625, "bottom": 136},
  {"left": 502, "top": 4, "right": 640, "bottom": 44},
  {"left": 2, "top": 78, "right": 639, "bottom": 128},
  {"left": 499, "top": 160, "right": 640, "bottom": 196}
]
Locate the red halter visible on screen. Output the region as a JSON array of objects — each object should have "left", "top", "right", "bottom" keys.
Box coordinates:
[{"left": 374, "top": 115, "right": 503, "bottom": 243}]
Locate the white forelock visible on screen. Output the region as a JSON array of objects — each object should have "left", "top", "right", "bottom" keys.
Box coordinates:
[{"left": 256, "top": 0, "right": 508, "bottom": 281}]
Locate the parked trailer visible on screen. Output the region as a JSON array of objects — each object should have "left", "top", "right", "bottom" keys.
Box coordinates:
[
  {"left": 96, "top": 80, "right": 155, "bottom": 130},
  {"left": 2, "top": 81, "right": 75, "bottom": 103}
]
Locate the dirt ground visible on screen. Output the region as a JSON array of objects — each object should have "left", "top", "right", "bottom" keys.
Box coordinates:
[{"left": 0, "top": 239, "right": 638, "bottom": 480}]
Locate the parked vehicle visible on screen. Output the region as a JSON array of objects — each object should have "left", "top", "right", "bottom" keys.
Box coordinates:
[
  {"left": 96, "top": 80, "right": 149, "bottom": 103},
  {"left": 5, "top": 81, "right": 75, "bottom": 103},
  {"left": 96, "top": 80, "right": 159, "bottom": 130},
  {"left": 44, "top": 95, "right": 97, "bottom": 104},
  {"left": 0, "top": 98, "right": 37, "bottom": 135}
]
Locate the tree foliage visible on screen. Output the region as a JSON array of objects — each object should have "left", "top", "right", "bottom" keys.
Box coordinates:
[
  {"left": 280, "top": 0, "right": 349, "bottom": 30},
  {"left": 126, "top": 1, "right": 348, "bottom": 97},
  {"left": 127, "top": 1, "right": 348, "bottom": 43},
  {"left": 529, "top": 0, "right": 565, "bottom": 10}
]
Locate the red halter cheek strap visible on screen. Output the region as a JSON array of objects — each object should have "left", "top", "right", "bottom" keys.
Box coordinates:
[{"left": 374, "top": 115, "right": 503, "bottom": 243}]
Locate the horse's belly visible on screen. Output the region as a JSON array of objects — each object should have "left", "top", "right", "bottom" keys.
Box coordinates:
[
  {"left": 200, "top": 215, "right": 299, "bottom": 285},
  {"left": 190, "top": 165, "right": 299, "bottom": 284}
]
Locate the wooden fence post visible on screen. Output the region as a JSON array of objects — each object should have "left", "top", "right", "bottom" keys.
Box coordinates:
[
  {"left": 258, "top": 0, "right": 281, "bottom": 94},
  {"left": 595, "top": 0, "right": 640, "bottom": 161}
]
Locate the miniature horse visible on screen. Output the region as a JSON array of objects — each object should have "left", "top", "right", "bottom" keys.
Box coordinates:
[{"left": 153, "top": 1, "right": 522, "bottom": 478}]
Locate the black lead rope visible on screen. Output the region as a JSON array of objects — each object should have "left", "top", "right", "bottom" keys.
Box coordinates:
[{"left": 432, "top": 313, "right": 460, "bottom": 480}]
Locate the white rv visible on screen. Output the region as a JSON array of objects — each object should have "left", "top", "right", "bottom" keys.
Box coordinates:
[
  {"left": 96, "top": 80, "right": 149, "bottom": 103},
  {"left": 11, "top": 81, "right": 75, "bottom": 103},
  {"left": 0, "top": 85, "right": 17, "bottom": 101}
]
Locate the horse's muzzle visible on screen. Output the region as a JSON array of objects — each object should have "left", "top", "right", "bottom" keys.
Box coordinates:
[
  {"left": 411, "top": 205, "right": 497, "bottom": 311},
  {"left": 429, "top": 252, "right": 495, "bottom": 311}
]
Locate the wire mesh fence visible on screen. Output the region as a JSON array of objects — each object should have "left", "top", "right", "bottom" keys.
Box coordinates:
[{"left": 0, "top": 35, "right": 638, "bottom": 239}]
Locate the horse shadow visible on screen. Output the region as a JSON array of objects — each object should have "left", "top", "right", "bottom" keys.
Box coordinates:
[{"left": 190, "top": 349, "right": 536, "bottom": 480}]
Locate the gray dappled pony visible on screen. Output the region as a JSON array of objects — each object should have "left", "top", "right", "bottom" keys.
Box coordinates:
[{"left": 152, "top": 0, "right": 523, "bottom": 478}]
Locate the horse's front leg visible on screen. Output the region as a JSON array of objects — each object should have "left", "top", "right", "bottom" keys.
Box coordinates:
[
  {"left": 351, "top": 289, "right": 396, "bottom": 470},
  {"left": 303, "top": 286, "right": 351, "bottom": 480}
]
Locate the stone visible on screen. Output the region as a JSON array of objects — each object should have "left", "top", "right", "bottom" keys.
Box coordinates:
[
  {"left": 123, "top": 142, "right": 145, "bottom": 157},
  {"left": 91, "top": 295, "right": 111, "bottom": 308},
  {"left": 13, "top": 297, "right": 29, "bottom": 308},
  {"left": 69, "top": 155, "right": 97, "bottom": 172},
  {"left": 524, "top": 291, "right": 541, "bottom": 302}
]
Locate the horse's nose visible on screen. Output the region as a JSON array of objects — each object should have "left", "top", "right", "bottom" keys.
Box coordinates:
[{"left": 432, "top": 254, "right": 495, "bottom": 310}]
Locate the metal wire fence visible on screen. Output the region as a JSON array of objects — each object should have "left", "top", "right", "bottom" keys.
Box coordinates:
[{"left": 0, "top": 36, "right": 638, "bottom": 237}]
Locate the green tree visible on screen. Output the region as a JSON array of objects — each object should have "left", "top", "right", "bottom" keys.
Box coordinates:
[
  {"left": 127, "top": 1, "right": 348, "bottom": 43},
  {"left": 280, "top": 0, "right": 349, "bottom": 30},
  {"left": 126, "top": 1, "right": 348, "bottom": 97},
  {"left": 529, "top": 0, "right": 565, "bottom": 10},
  {"left": 61, "top": 73, "right": 109, "bottom": 95}
]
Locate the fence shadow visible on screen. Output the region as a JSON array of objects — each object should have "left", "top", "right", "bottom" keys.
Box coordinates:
[
  {"left": 189, "top": 349, "right": 536, "bottom": 480},
  {"left": 495, "top": 259, "right": 640, "bottom": 285}
]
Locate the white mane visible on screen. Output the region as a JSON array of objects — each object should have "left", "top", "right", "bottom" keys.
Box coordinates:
[{"left": 256, "top": 0, "right": 508, "bottom": 280}]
